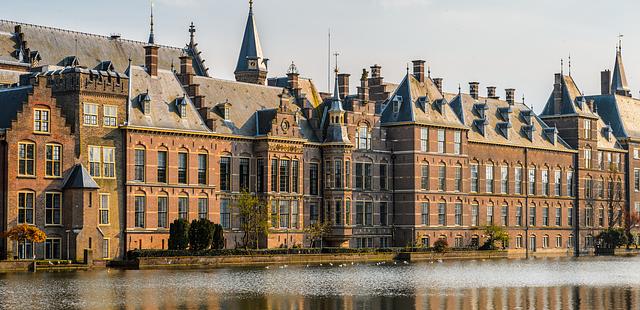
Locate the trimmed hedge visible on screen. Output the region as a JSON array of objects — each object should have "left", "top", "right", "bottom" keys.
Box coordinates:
[{"left": 126, "top": 247, "right": 484, "bottom": 259}]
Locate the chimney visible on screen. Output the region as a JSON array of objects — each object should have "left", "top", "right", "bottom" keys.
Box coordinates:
[
  {"left": 144, "top": 44, "right": 159, "bottom": 77},
  {"left": 179, "top": 55, "right": 194, "bottom": 84},
  {"left": 553, "top": 73, "right": 562, "bottom": 114},
  {"left": 358, "top": 69, "right": 370, "bottom": 101},
  {"left": 338, "top": 73, "right": 350, "bottom": 99},
  {"left": 469, "top": 82, "right": 479, "bottom": 100},
  {"left": 487, "top": 86, "right": 498, "bottom": 99},
  {"left": 371, "top": 64, "right": 381, "bottom": 79},
  {"left": 505, "top": 88, "right": 515, "bottom": 105},
  {"left": 412, "top": 60, "right": 426, "bottom": 83},
  {"left": 433, "top": 78, "right": 443, "bottom": 94},
  {"left": 601, "top": 70, "right": 611, "bottom": 95},
  {"left": 287, "top": 71, "right": 300, "bottom": 92}
]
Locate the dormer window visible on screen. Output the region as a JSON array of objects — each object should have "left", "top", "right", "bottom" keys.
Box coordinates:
[
  {"left": 224, "top": 106, "right": 230, "bottom": 120},
  {"left": 522, "top": 124, "right": 536, "bottom": 141},
  {"left": 176, "top": 96, "right": 188, "bottom": 118},
  {"left": 473, "top": 103, "right": 488, "bottom": 119},
  {"left": 521, "top": 110, "right": 534, "bottom": 125},
  {"left": 497, "top": 122, "right": 512, "bottom": 139},
  {"left": 474, "top": 119, "right": 489, "bottom": 136},
  {"left": 216, "top": 100, "right": 233, "bottom": 120},
  {"left": 392, "top": 95, "right": 403, "bottom": 113},
  {"left": 544, "top": 127, "right": 558, "bottom": 145},
  {"left": 140, "top": 93, "right": 151, "bottom": 116}
]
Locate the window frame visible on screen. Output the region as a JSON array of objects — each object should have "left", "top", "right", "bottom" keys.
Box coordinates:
[
  {"left": 83, "top": 103, "right": 99, "bottom": 126},
  {"left": 18, "top": 142, "right": 36, "bottom": 177},
  {"left": 33, "top": 108, "right": 50, "bottom": 133},
  {"left": 45, "top": 192, "right": 62, "bottom": 226},
  {"left": 103, "top": 105, "right": 118, "bottom": 127},
  {"left": 17, "top": 191, "right": 35, "bottom": 225},
  {"left": 99, "top": 193, "right": 110, "bottom": 225},
  {"left": 45, "top": 143, "right": 62, "bottom": 178}
]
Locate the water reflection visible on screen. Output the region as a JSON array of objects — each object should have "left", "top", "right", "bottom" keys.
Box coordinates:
[{"left": 0, "top": 257, "right": 639, "bottom": 309}]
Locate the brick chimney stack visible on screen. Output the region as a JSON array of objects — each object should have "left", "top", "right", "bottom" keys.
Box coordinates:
[
  {"left": 337, "top": 73, "right": 350, "bottom": 99},
  {"left": 358, "top": 69, "right": 370, "bottom": 102},
  {"left": 487, "top": 86, "right": 498, "bottom": 99},
  {"left": 433, "top": 78, "right": 443, "bottom": 94},
  {"left": 469, "top": 82, "right": 479, "bottom": 100},
  {"left": 601, "top": 70, "right": 611, "bottom": 95},
  {"left": 505, "top": 88, "right": 515, "bottom": 105},
  {"left": 412, "top": 60, "right": 426, "bottom": 83},
  {"left": 144, "top": 44, "right": 159, "bottom": 77}
]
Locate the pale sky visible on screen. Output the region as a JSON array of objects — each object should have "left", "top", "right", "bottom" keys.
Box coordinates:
[{"left": 3, "top": 0, "right": 640, "bottom": 110}]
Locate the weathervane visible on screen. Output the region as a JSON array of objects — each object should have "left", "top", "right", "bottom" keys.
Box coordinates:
[{"left": 333, "top": 52, "right": 340, "bottom": 74}]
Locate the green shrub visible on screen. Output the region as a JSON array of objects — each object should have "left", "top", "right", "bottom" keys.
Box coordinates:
[
  {"left": 189, "top": 218, "right": 215, "bottom": 251},
  {"left": 433, "top": 239, "right": 449, "bottom": 253},
  {"left": 168, "top": 219, "right": 190, "bottom": 250},
  {"left": 212, "top": 223, "right": 225, "bottom": 250}
]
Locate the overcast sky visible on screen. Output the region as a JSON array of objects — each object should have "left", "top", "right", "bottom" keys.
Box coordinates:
[{"left": 3, "top": 0, "right": 639, "bottom": 110}]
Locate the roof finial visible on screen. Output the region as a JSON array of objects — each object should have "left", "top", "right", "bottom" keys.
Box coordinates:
[
  {"left": 189, "top": 22, "right": 196, "bottom": 46},
  {"left": 618, "top": 34, "right": 624, "bottom": 53},
  {"left": 560, "top": 58, "right": 564, "bottom": 76},
  {"left": 406, "top": 62, "right": 410, "bottom": 75},
  {"left": 333, "top": 51, "right": 340, "bottom": 74},
  {"left": 568, "top": 53, "right": 572, "bottom": 76},
  {"left": 148, "top": 0, "right": 155, "bottom": 44},
  {"left": 522, "top": 94, "right": 525, "bottom": 106},
  {"left": 458, "top": 83, "right": 461, "bottom": 94},
  {"left": 427, "top": 66, "right": 431, "bottom": 78},
  {"left": 249, "top": 0, "right": 254, "bottom": 13}
]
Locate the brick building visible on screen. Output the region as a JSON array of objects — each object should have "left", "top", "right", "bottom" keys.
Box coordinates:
[{"left": 0, "top": 3, "right": 637, "bottom": 260}]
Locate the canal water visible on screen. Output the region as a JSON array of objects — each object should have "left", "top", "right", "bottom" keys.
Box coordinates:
[{"left": 1, "top": 256, "right": 640, "bottom": 309}]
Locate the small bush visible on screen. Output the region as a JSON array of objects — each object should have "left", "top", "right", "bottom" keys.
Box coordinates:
[
  {"left": 212, "top": 223, "right": 224, "bottom": 250},
  {"left": 168, "top": 219, "right": 190, "bottom": 250},
  {"left": 189, "top": 218, "right": 215, "bottom": 251},
  {"left": 433, "top": 239, "right": 449, "bottom": 253}
]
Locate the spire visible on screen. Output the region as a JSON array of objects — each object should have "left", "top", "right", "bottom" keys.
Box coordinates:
[
  {"left": 234, "top": 0, "right": 267, "bottom": 84},
  {"left": 189, "top": 22, "right": 196, "bottom": 46},
  {"left": 611, "top": 35, "right": 631, "bottom": 97},
  {"left": 148, "top": 0, "right": 155, "bottom": 44}
]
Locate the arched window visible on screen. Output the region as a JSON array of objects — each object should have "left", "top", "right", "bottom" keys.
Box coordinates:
[{"left": 356, "top": 124, "right": 371, "bottom": 150}]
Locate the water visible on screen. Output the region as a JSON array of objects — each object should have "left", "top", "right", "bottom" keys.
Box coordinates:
[{"left": 1, "top": 256, "right": 640, "bottom": 309}]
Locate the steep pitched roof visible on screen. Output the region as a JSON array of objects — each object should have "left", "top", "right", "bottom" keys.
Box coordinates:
[
  {"left": 0, "top": 85, "right": 31, "bottom": 128},
  {"left": 0, "top": 20, "right": 205, "bottom": 75},
  {"left": 380, "top": 74, "right": 463, "bottom": 128},
  {"left": 63, "top": 164, "right": 100, "bottom": 190},
  {"left": 268, "top": 76, "right": 323, "bottom": 108},
  {"left": 128, "top": 66, "right": 211, "bottom": 132},
  {"left": 588, "top": 94, "right": 640, "bottom": 140},
  {"left": 235, "top": 4, "right": 266, "bottom": 73},
  {"left": 540, "top": 74, "right": 597, "bottom": 118},
  {"left": 611, "top": 48, "right": 630, "bottom": 96}
]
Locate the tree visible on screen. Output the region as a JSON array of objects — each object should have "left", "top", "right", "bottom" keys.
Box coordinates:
[
  {"left": 212, "top": 223, "right": 225, "bottom": 250},
  {"left": 433, "top": 239, "right": 449, "bottom": 253},
  {"left": 189, "top": 218, "right": 215, "bottom": 251},
  {"left": 305, "top": 221, "right": 331, "bottom": 248},
  {"left": 2, "top": 224, "right": 46, "bottom": 244},
  {"left": 236, "top": 191, "right": 269, "bottom": 249},
  {"left": 168, "top": 219, "right": 190, "bottom": 250},
  {"left": 480, "top": 225, "right": 510, "bottom": 250}
]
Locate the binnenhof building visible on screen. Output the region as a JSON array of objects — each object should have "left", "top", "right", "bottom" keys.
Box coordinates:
[{"left": 0, "top": 2, "right": 637, "bottom": 260}]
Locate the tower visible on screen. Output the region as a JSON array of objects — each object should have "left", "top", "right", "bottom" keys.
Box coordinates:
[{"left": 234, "top": 0, "right": 268, "bottom": 85}]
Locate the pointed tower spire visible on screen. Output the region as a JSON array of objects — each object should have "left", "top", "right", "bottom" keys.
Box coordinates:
[
  {"left": 234, "top": 0, "right": 268, "bottom": 84},
  {"left": 189, "top": 22, "right": 196, "bottom": 46},
  {"left": 611, "top": 34, "right": 631, "bottom": 97},
  {"left": 148, "top": 0, "right": 155, "bottom": 44}
]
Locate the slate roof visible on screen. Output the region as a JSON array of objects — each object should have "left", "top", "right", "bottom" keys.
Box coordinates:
[
  {"left": 449, "top": 93, "right": 574, "bottom": 152},
  {"left": 380, "top": 74, "right": 463, "bottom": 128},
  {"left": 128, "top": 66, "right": 211, "bottom": 132},
  {"left": 235, "top": 6, "right": 266, "bottom": 73},
  {"left": 63, "top": 164, "right": 100, "bottom": 189},
  {"left": 0, "top": 20, "right": 205, "bottom": 75},
  {"left": 268, "top": 76, "right": 323, "bottom": 108},
  {"left": 611, "top": 49, "right": 630, "bottom": 95},
  {"left": 0, "top": 85, "right": 31, "bottom": 128},
  {"left": 587, "top": 94, "right": 640, "bottom": 140},
  {"left": 540, "top": 74, "right": 597, "bottom": 118}
]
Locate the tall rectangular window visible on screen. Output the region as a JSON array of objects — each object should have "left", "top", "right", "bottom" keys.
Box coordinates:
[
  {"left": 83, "top": 103, "right": 98, "bottom": 125},
  {"left": 178, "top": 197, "right": 189, "bottom": 220},
  {"left": 421, "top": 164, "right": 429, "bottom": 190},
  {"left": 584, "top": 119, "right": 591, "bottom": 139},
  {"left": 635, "top": 169, "right": 640, "bottom": 192},
  {"left": 157, "top": 151, "right": 168, "bottom": 183},
  {"left": 292, "top": 160, "right": 299, "bottom": 193},
  {"left": 178, "top": 152, "right": 188, "bottom": 184},
  {"left": 88, "top": 146, "right": 101, "bottom": 177},
  {"left": 555, "top": 170, "right": 562, "bottom": 196},
  {"left": 568, "top": 207, "right": 574, "bottom": 226},
  {"left": 271, "top": 159, "right": 279, "bottom": 192},
  {"left": 240, "top": 158, "right": 250, "bottom": 191},
  {"left": 45, "top": 144, "right": 62, "bottom": 177},
  {"left": 310, "top": 163, "right": 319, "bottom": 195},
  {"left": 157, "top": 196, "right": 168, "bottom": 228},
  {"left": 584, "top": 148, "right": 592, "bottom": 169},
  {"left": 134, "top": 149, "right": 145, "bottom": 182},
  {"left": 516, "top": 206, "right": 523, "bottom": 226},
  {"left": 134, "top": 196, "right": 145, "bottom": 228},
  {"left": 198, "top": 197, "right": 208, "bottom": 219},
  {"left": 356, "top": 202, "right": 364, "bottom": 226},
  {"left": 528, "top": 168, "right": 536, "bottom": 195},
  {"left": 529, "top": 206, "right": 536, "bottom": 226},
  {"left": 471, "top": 204, "right": 479, "bottom": 226},
  {"left": 364, "top": 163, "right": 372, "bottom": 190},
  {"left": 438, "top": 165, "right": 446, "bottom": 191},
  {"left": 221, "top": 199, "right": 231, "bottom": 229},
  {"left": 18, "top": 142, "right": 35, "bottom": 176},
  {"left": 542, "top": 170, "right": 549, "bottom": 196},
  {"left": 102, "top": 239, "right": 110, "bottom": 259},
  {"left": 99, "top": 194, "right": 109, "bottom": 225},
  {"left": 470, "top": 164, "right": 479, "bottom": 192},
  {"left": 103, "top": 105, "right": 117, "bottom": 127},
  {"left": 18, "top": 192, "right": 34, "bottom": 224},
  {"left": 257, "top": 159, "right": 265, "bottom": 193},
  {"left": 438, "top": 202, "right": 446, "bottom": 226},
  {"left": 380, "top": 202, "right": 388, "bottom": 226},
  {"left": 365, "top": 202, "right": 373, "bottom": 226},
  {"left": 567, "top": 170, "right": 574, "bottom": 197},
  {"left": 421, "top": 202, "right": 429, "bottom": 225},
  {"left": 291, "top": 200, "right": 299, "bottom": 229},
  {"left": 45, "top": 239, "right": 61, "bottom": 260},
  {"left": 347, "top": 161, "right": 352, "bottom": 189},
  {"left": 454, "top": 202, "right": 462, "bottom": 226},
  {"left": 380, "top": 164, "right": 388, "bottom": 190},
  {"left": 487, "top": 205, "right": 494, "bottom": 225},
  {"left": 198, "top": 154, "right": 208, "bottom": 185},
  {"left": 309, "top": 204, "right": 319, "bottom": 224},
  {"left": 345, "top": 200, "right": 351, "bottom": 226},
  {"left": 279, "top": 200, "right": 290, "bottom": 228},
  {"left": 103, "top": 147, "right": 115, "bottom": 178},
  {"left": 501, "top": 165, "right": 508, "bottom": 194},
  {"left": 515, "top": 166, "right": 523, "bottom": 194},
  {"left": 34, "top": 109, "right": 50, "bottom": 133},
  {"left": 486, "top": 165, "right": 494, "bottom": 193},
  {"left": 280, "top": 159, "right": 290, "bottom": 192},
  {"left": 324, "top": 160, "right": 331, "bottom": 189},
  {"left": 543, "top": 207, "right": 549, "bottom": 226},
  {"left": 45, "top": 192, "right": 62, "bottom": 225},
  {"left": 334, "top": 200, "right": 342, "bottom": 225},
  {"left": 220, "top": 157, "right": 231, "bottom": 191},
  {"left": 334, "top": 160, "right": 343, "bottom": 189},
  {"left": 555, "top": 208, "right": 562, "bottom": 226},
  {"left": 501, "top": 205, "right": 508, "bottom": 226},
  {"left": 453, "top": 130, "right": 461, "bottom": 155},
  {"left": 455, "top": 165, "right": 462, "bottom": 192},
  {"left": 437, "top": 129, "right": 445, "bottom": 153},
  {"left": 420, "top": 127, "right": 429, "bottom": 152}
]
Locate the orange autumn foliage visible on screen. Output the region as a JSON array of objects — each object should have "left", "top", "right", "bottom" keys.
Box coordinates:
[{"left": 1, "top": 224, "right": 46, "bottom": 243}]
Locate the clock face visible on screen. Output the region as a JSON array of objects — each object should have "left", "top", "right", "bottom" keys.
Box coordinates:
[
  {"left": 248, "top": 60, "right": 257, "bottom": 69},
  {"left": 281, "top": 120, "right": 290, "bottom": 132}
]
